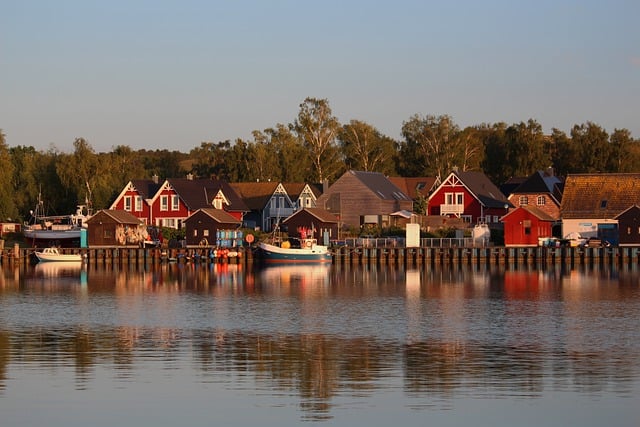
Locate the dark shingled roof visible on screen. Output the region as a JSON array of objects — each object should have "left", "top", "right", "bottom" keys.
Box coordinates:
[
  {"left": 193, "top": 208, "right": 241, "bottom": 225},
  {"left": 168, "top": 178, "right": 248, "bottom": 213},
  {"left": 88, "top": 209, "right": 144, "bottom": 225},
  {"left": 350, "top": 171, "right": 412, "bottom": 201},
  {"left": 455, "top": 171, "right": 511, "bottom": 208},
  {"left": 283, "top": 208, "right": 339, "bottom": 224},
  {"left": 131, "top": 179, "right": 162, "bottom": 200},
  {"left": 229, "top": 182, "right": 280, "bottom": 210}
]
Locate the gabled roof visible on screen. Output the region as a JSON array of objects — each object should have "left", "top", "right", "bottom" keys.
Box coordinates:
[
  {"left": 452, "top": 171, "right": 511, "bottom": 208},
  {"left": 561, "top": 173, "right": 640, "bottom": 219},
  {"left": 502, "top": 205, "right": 556, "bottom": 222},
  {"left": 512, "top": 170, "right": 563, "bottom": 194},
  {"left": 131, "top": 179, "right": 162, "bottom": 200},
  {"left": 282, "top": 183, "right": 316, "bottom": 200},
  {"left": 167, "top": 178, "right": 249, "bottom": 213},
  {"left": 88, "top": 209, "right": 144, "bottom": 225},
  {"left": 388, "top": 176, "right": 438, "bottom": 198},
  {"left": 615, "top": 204, "right": 640, "bottom": 219},
  {"left": 349, "top": 170, "right": 412, "bottom": 201},
  {"left": 188, "top": 208, "right": 241, "bottom": 225},
  {"left": 230, "top": 182, "right": 281, "bottom": 210},
  {"left": 283, "top": 208, "right": 339, "bottom": 224}
]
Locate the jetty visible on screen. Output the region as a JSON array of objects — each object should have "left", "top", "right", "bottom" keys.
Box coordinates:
[{"left": 2, "top": 241, "right": 640, "bottom": 270}]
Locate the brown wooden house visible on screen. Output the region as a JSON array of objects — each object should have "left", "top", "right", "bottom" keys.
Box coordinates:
[
  {"left": 316, "top": 170, "right": 413, "bottom": 230},
  {"left": 87, "top": 210, "right": 147, "bottom": 247},
  {"left": 282, "top": 208, "right": 339, "bottom": 245},
  {"left": 184, "top": 208, "right": 241, "bottom": 247},
  {"left": 615, "top": 205, "right": 640, "bottom": 246}
]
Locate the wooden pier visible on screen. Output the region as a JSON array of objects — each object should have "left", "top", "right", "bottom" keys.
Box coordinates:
[{"left": 2, "top": 243, "right": 640, "bottom": 269}]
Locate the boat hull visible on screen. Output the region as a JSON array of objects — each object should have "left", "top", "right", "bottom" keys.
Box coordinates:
[
  {"left": 257, "top": 242, "right": 332, "bottom": 263},
  {"left": 34, "top": 248, "right": 83, "bottom": 263},
  {"left": 25, "top": 230, "right": 82, "bottom": 240}
]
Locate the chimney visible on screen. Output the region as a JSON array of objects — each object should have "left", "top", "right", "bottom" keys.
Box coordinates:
[
  {"left": 152, "top": 174, "right": 159, "bottom": 184},
  {"left": 187, "top": 173, "right": 193, "bottom": 181},
  {"left": 322, "top": 179, "right": 329, "bottom": 193}
]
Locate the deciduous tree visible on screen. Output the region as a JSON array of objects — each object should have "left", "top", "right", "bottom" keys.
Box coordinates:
[{"left": 293, "top": 97, "right": 341, "bottom": 183}]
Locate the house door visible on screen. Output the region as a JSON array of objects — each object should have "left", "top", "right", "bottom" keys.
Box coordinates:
[{"left": 597, "top": 223, "right": 618, "bottom": 246}]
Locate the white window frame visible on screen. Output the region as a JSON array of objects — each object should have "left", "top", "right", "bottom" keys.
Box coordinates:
[
  {"left": 171, "top": 195, "right": 179, "bottom": 211},
  {"left": 124, "top": 196, "right": 132, "bottom": 211},
  {"left": 160, "top": 195, "right": 168, "bottom": 211},
  {"left": 537, "top": 196, "right": 545, "bottom": 206},
  {"left": 135, "top": 196, "right": 143, "bottom": 212}
]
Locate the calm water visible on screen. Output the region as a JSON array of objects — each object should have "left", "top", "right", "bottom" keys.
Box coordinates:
[{"left": 0, "top": 261, "right": 639, "bottom": 426}]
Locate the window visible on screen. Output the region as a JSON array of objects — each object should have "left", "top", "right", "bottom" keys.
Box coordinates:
[
  {"left": 124, "top": 196, "right": 132, "bottom": 211},
  {"left": 446, "top": 193, "right": 454, "bottom": 204},
  {"left": 213, "top": 196, "right": 223, "bottom": 209},
  {"left": 306, "top": 197, "right": 312, "bottom": 207},
  {"left": 193, "top": 230, "right": 198, "bottom": 237},
  {"left": 160, "top": 195, "right": 168, "bottom": 211},
  {"left": 537, "top": 196, "right": 545, "bottom": 206},
  {"left": 162, "top": 218, "right": 176, "bottom": 228},
  {"left": 203, "top": 229, "right": 209, "bottom": 237},
  {"left": 456, "top": 193, "right": 464, "bottom": 204},
  {"left": 523, "top": 219, "right": 532, "bottom": 235},
  {"left": 135, "top": 196, "right": 143, "bottom": 212},
  {"left": 600, "top": 200, "right": 608, "bottom": 208},
  {"left": 279, "top": 196, "right": 284, "bottom": 208},
  {"left": 519, "top": 196, "right": 528, "bottom": 206},
  {"left": 104, "top": 229, "right": 113, "bottom": 239},
  {"left": 485, "top": 215, "right": 492, "bottom": 223},
  {"left": 493, "top": 215, "right": 499, "bottom": 223},
  {"left": 171, "top": 195, "right": 179, "bottom": 211},
  {"left": 270, "top": 198, "right": 275, "bottom": 209}
]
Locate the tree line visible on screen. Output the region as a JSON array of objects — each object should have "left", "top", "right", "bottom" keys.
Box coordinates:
[{"left": 1, "top": 97, "right": 639, "bottom": 222}]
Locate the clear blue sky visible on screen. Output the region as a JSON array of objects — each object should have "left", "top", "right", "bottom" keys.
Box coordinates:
[{"left": 2, "top": 0, "right": 639, "bottom": 153}]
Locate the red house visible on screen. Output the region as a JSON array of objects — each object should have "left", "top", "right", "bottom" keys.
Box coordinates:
[
  {"left": 428, "top": 170, "right": 512, "bottom": 225},
  {"left": 110, "top": 178, "right": 162, "bottom": 224},
  {"left": 110, "top": 176, "right": 248, "bottom": 229},
  {"left": 502, "top": 206, "right": 555, "bottom": 247}
]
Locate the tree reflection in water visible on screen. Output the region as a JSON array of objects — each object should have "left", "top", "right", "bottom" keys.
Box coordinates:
[{"left": 0, "top": 262, "right": 638, "bottom": 421}]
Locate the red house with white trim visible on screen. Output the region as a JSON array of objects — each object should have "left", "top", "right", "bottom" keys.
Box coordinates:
[
  {"left": 428, "top": 170, "right": 512, "bottom": 225},
  {"left": 110, "top": 178, "right": 162, "bottom": 224},
  {"left": 110, "top": 176, "right": 248, "bottom": 229}
]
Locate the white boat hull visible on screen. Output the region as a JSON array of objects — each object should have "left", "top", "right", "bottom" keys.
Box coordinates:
[
  {"left": 257, "top": 242, "right": 332, "bottom": 263},
  {"left": 34, "top": 247, "right": 84, "bottom": 263}
]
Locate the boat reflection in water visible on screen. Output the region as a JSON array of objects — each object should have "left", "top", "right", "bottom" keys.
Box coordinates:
[
  {"left": 31, "top": 260, "right": 87, "bottom": 286},
  {"left": 259, "top": 263, "right": 331, "bottom": 290}
]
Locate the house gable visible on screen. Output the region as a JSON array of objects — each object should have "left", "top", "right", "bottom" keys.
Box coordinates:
[
  {"left": 428, "top": 171, "right": 510, "bottom": 223},
  {"left": 316, "top": 170, "right": 413, "bottom": 228}
]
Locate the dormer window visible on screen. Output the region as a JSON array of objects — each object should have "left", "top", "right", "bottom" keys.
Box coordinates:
[{"left": 600, "top": 200, "right": 608, "bottom": 209}]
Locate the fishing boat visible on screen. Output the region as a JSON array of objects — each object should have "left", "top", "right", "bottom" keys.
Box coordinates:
[
  {"left": 257, "top": 239, "right": 332, "bottom": 263},
  {"left": 33, "top": 247, "right": 84, "bottom": 263},
  {"left": 23, "top": 194, "right": 91, "bottom": 246}
]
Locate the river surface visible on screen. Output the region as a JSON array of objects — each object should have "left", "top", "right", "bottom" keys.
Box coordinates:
[{"left": 0, "top": 261, "right": 638, "bottom": 426}]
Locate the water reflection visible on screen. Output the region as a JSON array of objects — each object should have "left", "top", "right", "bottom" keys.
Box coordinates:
[{"left": 0, "top": 263, "right": 639, "bottom": 423}]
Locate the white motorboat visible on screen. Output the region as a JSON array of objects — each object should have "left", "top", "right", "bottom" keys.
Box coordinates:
[{"left": 34, "top": 247, "right": 84, "bottom": 263}]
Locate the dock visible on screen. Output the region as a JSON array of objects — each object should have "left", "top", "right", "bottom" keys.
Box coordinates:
[{"left": 3, "top": 243, "right": 640, "bottom": 269}]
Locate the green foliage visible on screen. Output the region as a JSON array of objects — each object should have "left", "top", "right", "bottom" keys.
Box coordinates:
[
  {"left": 293, "top": 97, "right": 342, "bottom": 182},
  {"left": 338, "top": 120, "right": 398, "bottom": 175},
  {"left": 1, "top": 98, "right": 640, "bottom": 224}
]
